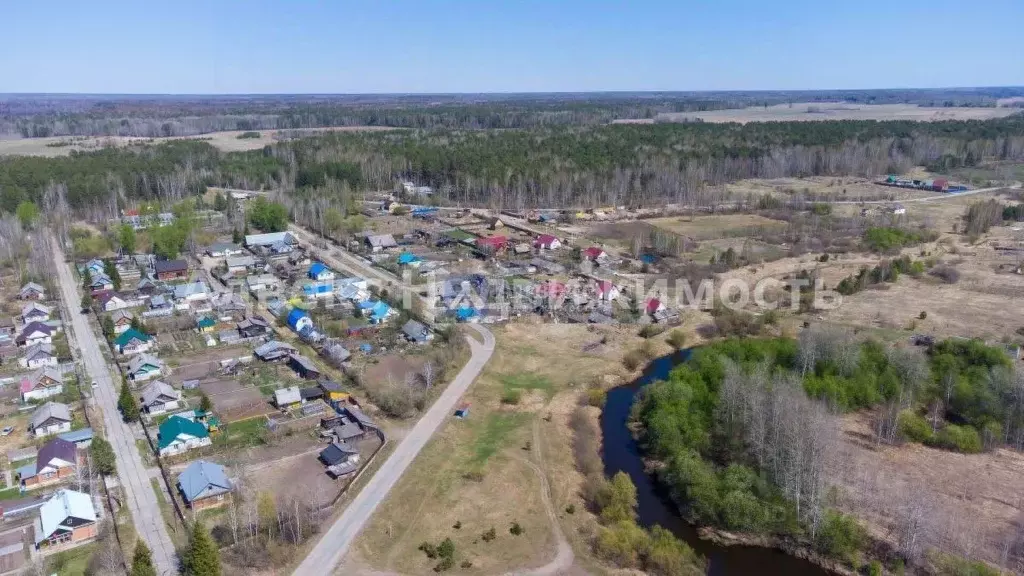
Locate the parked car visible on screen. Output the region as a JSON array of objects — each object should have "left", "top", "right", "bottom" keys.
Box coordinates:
[{"left": 1, "top": 426, "right": 14, "bottom": 436}]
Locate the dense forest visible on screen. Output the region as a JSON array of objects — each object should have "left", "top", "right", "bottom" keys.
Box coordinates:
[
  {"left": 635, "top": 334, "right": 1020, "bottom": 568},
  {"left": 4, "top": 88, "right": 1023, "bottom": 137},
  {"left": 2, "top": 115, "right": 1024, "bottom": 219}
]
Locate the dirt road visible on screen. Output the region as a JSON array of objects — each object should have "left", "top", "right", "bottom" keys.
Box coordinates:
[
  {"left": 293, "top": 325, "right": 495, "bottom": 576},
  {"left": 49, "top": 234, "right": 177, "bottom": 573}
]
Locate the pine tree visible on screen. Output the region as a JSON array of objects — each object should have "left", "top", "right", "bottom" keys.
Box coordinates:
[
  {"left": 82, "top": 267, "right": 92, "bottom": 291},
  {"left": 183, "top": 521, "right": 221, "bottom": 576},
  {"left": 130, "top": 541, "right": 157, "bottom": 576},
  {"left": 89, "top": 437, "right": 117, "bottom": 476},
  {"left": 118, "top": 382, "right": 139, "bottom": 423}
]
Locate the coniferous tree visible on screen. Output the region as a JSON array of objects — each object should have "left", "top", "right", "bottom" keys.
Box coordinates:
[
  {"left": 89, "top": 437, "right": 117, "bottom": 477},
  {"left": 130, "top": 541, "right": 157, "bottom": 576},
  {"left": 183, "top": 521, "right": 221, "bottom": 576},
  {"left": 118, "top": 382, "right": 139, "bottom": 423}
]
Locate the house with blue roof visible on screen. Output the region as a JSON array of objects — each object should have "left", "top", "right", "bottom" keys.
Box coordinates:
[
  {"left": 177, "top": 460, "right": 233, "bottom": 510},
  {"left": 308, "top": 262, "right": 335, "bottom": 282},
  {"left": 303, "top": 282, "right": 334, "bottom": 300},
  {"left": 368, "top": 301, "right": 393, "bottom": 324},
  {"left": 397, "top": 253, "right": 422, "bottom": 267},
  {"left": 456, "top": 306, "right": 479, "bottom": 322},
  {"left": 287, "top": 308, "right": 313, "bottom": 333}
]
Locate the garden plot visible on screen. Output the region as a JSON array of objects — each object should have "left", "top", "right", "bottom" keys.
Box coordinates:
[{"left": 198, "top": 378, "right": 272, "bottom": 422}]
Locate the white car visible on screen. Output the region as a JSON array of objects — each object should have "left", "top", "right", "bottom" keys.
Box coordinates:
[
  {"left": 1, "top": 426, "right": 14, "bottom": 436},
  {"left": 91, "top": 381, "right": 98, "bottom": 388}
]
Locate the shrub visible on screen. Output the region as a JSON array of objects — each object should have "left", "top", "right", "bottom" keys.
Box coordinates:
[
  {"left": 623, "top": 351, "right": 645, "bottom": 371},
  {"left": 819, "top": 253, "right": 830, "bottom": 262},
  {"left": 587, "top": 388, "right": 607, "bottom": 407},
  {"left": 509, "top": 522, "right": 524, "bottom": 536},
  {"left": 565, "top": 504, "right": 576, "bottom": 514},
  {"left": 929, "top": 265, "right": 960, "bottom": 284},
  {"left": 433, "top": 556, "right": 454, "bottom": 572},
  {"left": 927, "top": 424, "right": 983, "bottom": 453},
  {"left": 452, "top": 521, "right": 461, "bottom": 530},
  {"left": 460, "top": 560, "right": 473, "bottom": 569},
  {"left": 919, "top": 311, "right": 927, "bottom": 320},
  {"left": 815, "top": 510, "right": 867, "bottom": 563},
  {"left": 418, "top": 542, "right": 438, "bottom": 559},
  {"left": 501, "top": 389, "right": 522, "bottom": 405},
  {"left": 639, "top": 324, "right": 666, "bottom": 338},
  {"left": 481, "top": 527, "right": 496, "bottom": 542},
  {"left": 897, "top": 410, "right": 933, "bottom": 443},
  {"left": 667, "top": 329, "right": 687, "bottom": 350}
]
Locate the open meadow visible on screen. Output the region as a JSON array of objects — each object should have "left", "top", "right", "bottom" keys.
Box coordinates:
[{"left": 646, "top": 103, "right": 1022, "bottom": 124}]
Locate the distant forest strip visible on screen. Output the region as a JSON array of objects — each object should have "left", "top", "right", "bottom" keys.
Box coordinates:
[
  {"left": 2, "top": 115, "right": 1024, "bottom": 214},
  {"left": 4, "top": 87, "right": 1024, "bottom": 137}
]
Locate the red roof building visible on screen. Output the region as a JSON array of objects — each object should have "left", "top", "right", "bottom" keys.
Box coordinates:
[
  {"left": 596, "top": 280, "right": 619, "bottom": 300},
  {"left": 533, "top": 234, "right": 561, "bottom": 250},
  {"left": 476, "top": 235, "right": 509, "bottom": 251},
  {"left": 645, "top": 298, "right": 665, "bottom": 315},
  {"left": 582, "top": 247, "right": 606, "bottom": 260}
]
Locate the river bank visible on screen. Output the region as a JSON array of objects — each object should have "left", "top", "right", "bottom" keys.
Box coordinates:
[{"left": 600, "top": 350, "right": 844, "bottom": 576}]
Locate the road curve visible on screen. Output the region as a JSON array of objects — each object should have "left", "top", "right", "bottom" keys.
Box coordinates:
[
  {"left": 293, "top": 324, "right": 495, "bottom": 576},
  {"left": 49, "top": 234, "right": 178, "bottom": 574}
]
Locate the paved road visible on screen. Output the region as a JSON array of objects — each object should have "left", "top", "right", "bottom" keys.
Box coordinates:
[
  {"left": 50, "top": 235, "right": 178, "bottom": 574},
  {"left": 293, "top": 324, "right": 495, "bottom": 576}
]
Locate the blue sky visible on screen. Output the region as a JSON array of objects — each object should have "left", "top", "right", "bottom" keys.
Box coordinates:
[{"left": 3, "top": 0, "right": 1022, "bottom": 94}]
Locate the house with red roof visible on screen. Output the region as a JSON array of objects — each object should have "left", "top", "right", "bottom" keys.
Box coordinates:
[
  {"left": 645, "top": 298, "right": 666, "bottom": 315},
  {"left": 582, "top": 247, "right": 607, "bottom": 262},
  {"left": 533, "top": 234, "right": 561, "bottom": 250},
  {"left": 535, "top": 281, "right": 567, "bottom": 300},
  {"left": 595, "top": 280, "right": 620, "bottom": 301},
  {"left": 475, "top": 235, "right": 509, "bottom": 252}
]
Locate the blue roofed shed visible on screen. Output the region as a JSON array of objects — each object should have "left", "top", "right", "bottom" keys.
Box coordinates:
[{"left": 287, "top": 308, "right": 313, "bottom": 333}]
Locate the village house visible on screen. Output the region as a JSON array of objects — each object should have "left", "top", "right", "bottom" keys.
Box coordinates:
[
  {"left": 154, "top": 259, "right": 188, "bottom": 281},
  {"left": 401, "top": 319, "right": 432, "bottom": 344},
  {"left": 95, "top": 292, "right": 130, "bottom": 312},
  {"left": 533, "top": 234, "right": 562, "bottom": 250},
  {"left": 127, "top": 353, "right": 165, "bottom": 382},
  {"left": 16, "top": 322, "right": 53, "bottom": 347},
  {"left": 237, "top": 316, "right": 271, "bottom": 339},
  {"left": 287, "top": 309, "right": 314, "bottom": 333},
  {"left": 158, "top": 415, "right": 212, "bottom": 456},
  {"left": 19, "top": 282, "right": 45, "bottom": 300},
  {"left": 365, "top": 234, "right": 398, "bottom": 252},
  {"left": 319, "top": 441, "right": 360, "bottom": 477},
  {"left": 114, "top": 328, "right": 154, "bottom": 355},
  {"left": 319, "top": 380, "right": 350, "bottom": 404},
  {"left": 20, "top": 343, "right": 57, "bottom": 369},
  {"left": 245, "top": 232, "right": 295, "bottom": 250},
  {"left": 308, "top": 262, "right": 335, "bottom": 282},
  {"left": 110, "top": 310, "right": 134, "bottom": 334},
  {"left": 476, "top": 235, "right": 509, "bottom": 253},
  {"left": 246, "top": 273, "right": 280, "bottom": 295},
  {"left": 254, "top": 340, "right": 296, "bottom": 362},
  {"left": 87, "top": 274, "right": 114, "bottom": 293},
  {"left": 58, "top": 428, "right": 94, "bottom": 449},
  {"left": 0, "top": 316, "right": 16, "bottom": 339},
  {"left": 28, "top": 402, "right": 72, "bottom": 438},
  {"left": 172, "top": 281, "right": 210, "bottom": 302},
  {"left": 140, "top": 381, "right": 181, "bottom": 415},
  {"left": 33, "top": 489, "right": 98, "bottom": 549},
  {"left": 288, "top": 354, "right": 321, "bottom": 380},
  {"left": 595, "top": 280, "right": 621, "bottom": 302},
  {"left": 206, "top": 242, "right": 243, "bottom": 258},
  {"left": 274, "top": 386, "right": 302, "bottom": 409},
  {"left": 582, "top": 246, "right": 608, "bottom": 263},
  {"left": 645, "top": 298, "right": 666, "bottom": 317},
  {"left": 212, "top": 292, "right": 247, "bottom": 318},
  {"left": 18, "top": 438, "right": 77, "bottom": 490},
  {"left": 21, "top": 303, "right": 51, "bottom": 324},
  {"left": 226, "top": 255, "right": 257, "bottom": 275},
  {"left": 20, "top": 366, "right": 63, "bottom": 402},
  {"left": 177, "top": 460, "right": 233, "bottom": 510}
]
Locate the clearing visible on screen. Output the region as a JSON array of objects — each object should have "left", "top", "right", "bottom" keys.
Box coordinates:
[{"left": 646, "top": 103, "right": 1021, "bottom": 124}]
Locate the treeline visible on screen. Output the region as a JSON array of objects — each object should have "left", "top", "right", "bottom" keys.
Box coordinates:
[
  {"left": 636, "top": 335, "right": 1021, "bottom": 565},
  {"left": 4, "top": 116, "right": 1024, "bottom": 216}
]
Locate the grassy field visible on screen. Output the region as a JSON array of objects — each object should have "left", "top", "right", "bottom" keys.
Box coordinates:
[
  {"left": 647, "top": 213, "right": 788, "bottom": 239},
  {"left": 648, "top": 102, "right": 1022, "bottom": 124},
  {"left": 346, "top": 322, "right": 659, "bottom": 575}
]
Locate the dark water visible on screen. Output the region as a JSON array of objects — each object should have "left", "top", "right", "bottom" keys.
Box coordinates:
[{"left": 600, "top": 350, "right": 832, "bottom": 576}]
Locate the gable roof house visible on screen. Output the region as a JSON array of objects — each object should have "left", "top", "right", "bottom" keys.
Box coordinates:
[
  {"left": 308, "top": 262, "right": 335, "bottom": 282},
  {"left": 126, "top": 353, "right": 164, "bottom": 382},
  {"left": 245, "top": 232, "right": 295, "bottom": 249},
  {"left": 274, "top": 386, "right": 302, "bottom": 409},
  {"left": 20, "top": 343, "right": 57, "bottom": 369},
  {"left": 140, "top": 381, "right": 181, "bottom": 414},
  {"left": 110, "top": 310, "right": 134, "bottom": 334},
  {"left": 287, "top": 309, "right": 314, "bottom": 333},
  {"left": 21, "top": 303, "right": 52, "bottom": 324},
  {"left": 206, "top": 242, "right": 243, "bottom": 258},
  {"left": 365, "top": 234, "right": 398, "bottom": 252},
  {"left": 237, "top": 316, "right": 271, "bottom": 339},
  {"left": 177, "top": 460, "right": 233, "bottom": 510},
  {"left": 288, "top": 354, "right": 321, "bottom": 380},
  {"left": 19, "top": 282, "right": 46, "bottom": 300},
  {"left": 595, "top": 280, "right": 621, "bottom": 302},
  {"left": 33, "top": 489, "right": 98, "bottom": 549},
  {"left": 28, "top": 402, "right": 72, "bottom": 438},
  {"left": 172, "top": 281, "right": 210, "bottom": 302},
  {"left": 582, "top": 247, "right": 608, "bottom": 262},
  {"left": 401, "top": 320, "right": 432, "bottom": 344},
  {"left": 18, "top": 438, "right": 77, "bottom": 490},
  {"left": 87, "top": 273, "right": 114, "bottom": 293},
  {"left": 246, "top": 274, "right": 280, "bottom": 295},
  {"left": 533, "top": 234, "right": 562, "bottom": 250},
  {"left": 475, "top": 235, "right": 509, "bottom": 253},
  {"left": 254, "top": 340, "right": 296, "bottom": 362},
  {"left": 0, "top": 315, "right": 15, "bottom": 338},
  {"left": 645, "top": 298, "right": 666, "bottom": 316},
  {"left": 157, "top": 416, "right": 212, "bottom": 456},
  {"left": 114, "top": 328, "right": 154, "bottom": 355},
  {"left": 319, "top": 441, "right": 360, "bottom": 477},
  {"left": 16, "top": 322, "right": 53, "bottom": 347},
  {"left": 226, "top": 255, "right": 257, "bottom": 274},
  {"left": 20, "top": 366, "right": 64, "bottom": 402},
  {"left": 95, "top": 292, "right": 130, "bottom": 312},
  {"left": 154, "top": 259, "right": 188, "bottom": 281}
]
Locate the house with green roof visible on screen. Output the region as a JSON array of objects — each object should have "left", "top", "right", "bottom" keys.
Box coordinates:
[
  {"left": 195, "top": 317, "right": 216, "bottom": 333},
  {"left": 113, "top": 328, "right": 154, "bottom": 355},
  {"left": 157, "top": 415, "right": 211, "bottom": 456}
]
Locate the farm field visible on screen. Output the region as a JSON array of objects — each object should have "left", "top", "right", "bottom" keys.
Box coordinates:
[
  {"left": 647, "top": 103, "right": 1023, "bottom": 124},
  {"left": 646, "top": 213, "right": 789, "bottom": 240},
  {"left": 0, "top": 125, "right": 400, "bottom": 157}
]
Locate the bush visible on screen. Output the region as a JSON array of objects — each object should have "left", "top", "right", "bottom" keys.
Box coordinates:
[
  {"left": 815, "top": 510, "right": 867, "bottom": 563},
  {"left": 929, "top": 265, "right": 960, "bottom": 284},
  {"left": 509, "top": 522, "right": 524, "bottom": 536},
  {"left": 623, "top": 351, "right": 645, "bottom": 371},
  {"left": 639, "top": 324, "right": 666, "bottom": 338},
  {"left": 481, "top": 527, "right": 496, "bottom": 542},
  {"left": 919, "top": 311, "right": 927, "bottom": 320},
  {"left": 897, "top": 410, "right": 933, "bottom": 443},
  {"left": 667, "top": 330, "right": 687, "bottom": 350},
  {"left": 501, "top": 389, "right": 522, "bottom": 405},
  {"left": 819, "top": 253, "right": 830, "bottom": 262},
  {"left": 927, "top": 424, "right": 983, "bottom": 453},
  {"left": 433, "top": 556, "right": 454, "bottom": 572},
  {"left": 418, "top": 542, "right": 438, "bottom": 559},
  {"left": 565, "top": 504, "right": 575, "bottom": 514},
  {"left": 586, "top": 388, "right": 607, "bottom": 407}
]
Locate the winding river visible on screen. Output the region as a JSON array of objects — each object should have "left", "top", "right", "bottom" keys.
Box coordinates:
[{"left": 600, "top": 350, "right": 831, "bottom": 576}]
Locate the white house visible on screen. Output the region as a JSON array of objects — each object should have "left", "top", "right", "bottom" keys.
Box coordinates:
[
  {"left": 21, "top": 303, "right": 52, "bottom": 324},
  {"left": 16, "top": 322, "right": 53, "bottom": 347},
  {"left": 20, "top": 367, "right": 64, "bottom": 402},
  {"left": 533, "top": 234, "right": 562, "bottom": 251},
  {"left": 28, "top": 402, "right": 72, "bottom": 438},
  {"left": 19, "top": 282, "right": 46, "bottom": 300},
  {"left": 595, "top": 280, "right": 621, "bottom": 301},
  {"left": 140, "top": 381, "right": 181, "bottom": 415},
  {"left": 157, "top": 416, "right": 212, "bottom": 456},
  {"left": 20, "top": 343, "right": 57, "bottom": 369},
  {"left": 127, "top": 354, "right": 165, "bottom": 382},
  {"left": 173, "top": 282, "right": 210, "bottom": 302}
]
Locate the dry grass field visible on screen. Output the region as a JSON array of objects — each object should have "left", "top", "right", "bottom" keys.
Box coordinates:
[
  {"left": 652, "top": 103, "right": 1022, "bottom": 124},
  {"left": 725, "top": 174, "right": 940, "bottom": 203},
  {"left": 647, "top": 213, "right": 789, "bottom": 239},
  {"left": 344, "top": 322, "right": 656, "bottom": 575},
  {"left": 835, "top": 411, "right": 1024, "bottom": 570},
  {"left": 0, "top": 126, "right": 399, "bottom": 157}
]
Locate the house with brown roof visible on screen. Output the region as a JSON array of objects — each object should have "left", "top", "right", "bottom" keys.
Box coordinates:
[
  {"left": 154, "top": 259, "right": 188, "bottom": 281},
  {"left": 18, "top": 438, "right": 77, "bottom": 490}
]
